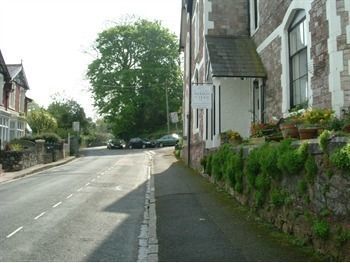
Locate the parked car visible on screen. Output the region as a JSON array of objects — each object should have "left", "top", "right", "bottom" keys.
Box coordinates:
[
  {"left": 127, "top": 137, "right": 155, "bottom": 149},
  {"left": 156, "top": 134, "right": 180, "bottom": 147},
  {"left": 107, "top": 139, "right": 125, "bottom": 149}
]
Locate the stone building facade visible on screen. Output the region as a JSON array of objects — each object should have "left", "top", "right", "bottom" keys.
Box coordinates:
[{"left": 180, "top": 0, "right": 350, "bottom": 168}]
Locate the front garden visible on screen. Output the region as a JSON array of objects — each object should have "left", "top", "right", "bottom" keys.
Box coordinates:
[{"left": 201, "top": 108, "right": 350, "bottom": 260}]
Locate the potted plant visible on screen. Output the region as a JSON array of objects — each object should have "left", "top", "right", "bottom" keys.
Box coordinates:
[
  {"left": 220, "top": 130, "right": 243, "bottom": 145},
  {"left": 298, "top": 108, "right": 333, "bottom": 140}
]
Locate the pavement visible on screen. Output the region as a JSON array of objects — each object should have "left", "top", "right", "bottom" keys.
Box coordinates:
[
  {"left": 0, "top": 156, "right": 76, "bottom": 184},
  {"left": 153, "top": 149, "right": 322, "bottom": 262}
]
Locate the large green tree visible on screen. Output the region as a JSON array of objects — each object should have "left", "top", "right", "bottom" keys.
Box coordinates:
[
  {"left": 87, "top": 19, "right": 182, "bottom": 138},
  {"left": 27, "top": 108, "right": 58, "bottom": 134},
  {"left": 47, "top": 97, "right": 88, "bottom": 138}
]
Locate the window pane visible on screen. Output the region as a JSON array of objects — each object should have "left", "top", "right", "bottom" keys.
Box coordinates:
[
  {"left": 299, "top": 49, "right": 307, "bottom": 76},
  {"left": 292, "top": 55, "right": 300, "bottom": 80},
  {"left": 289, "top": 29, "right": 297, "bottom": 55},
  {"left": 293, "top": 80, "right": 301, "bottom": 105},
  {"left": 300, "top": 75, "right": 308, "bottom": 102}
]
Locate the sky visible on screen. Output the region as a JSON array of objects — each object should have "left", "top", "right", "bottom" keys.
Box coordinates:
[{"left": 0, "top": 0, "right": 182, "bottom": 120}]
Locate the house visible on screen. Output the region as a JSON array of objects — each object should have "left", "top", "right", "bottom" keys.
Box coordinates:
[
  {"left": 180, "top": 0, "right": 350, "bottom": 168},
  {"left": 0, "top": 50, "right": 31, "bottom": 149}
]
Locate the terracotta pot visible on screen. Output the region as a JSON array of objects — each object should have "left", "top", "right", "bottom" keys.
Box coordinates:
[
  {"left": 280, "top": 123, "right": 299, "bottom": 139},
  {"left": 298, "top": 127, "right": 318, "bottom": 140}
]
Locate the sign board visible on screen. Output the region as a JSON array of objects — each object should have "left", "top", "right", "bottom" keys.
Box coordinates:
[
  {"left": 170, "top": 112, "right": 179, "bottom": 123},
  {"left": 72, "top": 121, "right": 80, "bottom": 132},
  {"left": 191, "top": 84, "right": 212, "bottom": 109}
]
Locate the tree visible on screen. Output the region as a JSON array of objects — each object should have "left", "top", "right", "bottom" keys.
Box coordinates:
[
  {"left": 47, "top": 97, "right": 88, "bottom": 138},
  {"left": 27, "top": 108, "right": 58, "bottom": 134},
  {"left": 87, "top": 19, "right": 182, "bottom": 139}
]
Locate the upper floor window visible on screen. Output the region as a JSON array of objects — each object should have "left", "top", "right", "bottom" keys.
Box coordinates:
[
  {"left": 19, "top": 88, "right": 25, "bottom": 113},
  {"left": 250, "top": 0, "right": 259, "bottom": 34},
  {"left": 0, "top": 73, "right": 4, "bottom": 105},
  {"left": 9, "top": 83, "right": 16, "bottom": 109},
  {"left": 289, "top": 10, "right": 308, "bottom": 108}
]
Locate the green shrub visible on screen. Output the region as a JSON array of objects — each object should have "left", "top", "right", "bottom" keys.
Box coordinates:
[
  {"left": 297, "top": 179, "right": 308, "bottom": 195},
  {"left": 312, "top": 219, "right": 330, "bottom": 240},
  {"left": 330, "top": 143, "right": 350, "bottom": 170},
  {"left": 254, "top": 190, "right": 265, "bottom": 208},
  {"left": 245, "top": 148, "right": 261, "bottom": 187},
  {"left": 259, "top": 144, "right": 281, "bottom": 179},
  {"left": 206, "top": 154, "right": 213, "bottom": 176},
  {"left": 34, "top": 132, "right": 62, "bottom": 144},
  {"left": 319, "top": 130, "right": 332, "bottom": 153},
  {"left": 305, "top": 154, "right": 318, "bottom": 183},
  {"left": 255, "top": 174, "right": 271, "bottom": 192},
  {"left": 276, "top": 141, "right": 306, "bottom": 175},
  {"left": 8, "top": 143, "right": 24, "bottom": 151},
  {"left": 270, "top": 188, "right": 288, "bottom": 207}
]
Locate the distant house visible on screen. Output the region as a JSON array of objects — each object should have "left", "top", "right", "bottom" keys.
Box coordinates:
[
  {"left": 180, "top": 0, "right": 350, "bottom": 168},
  {"left": 0, "top": 50, "right": 31, "bottom": 148}
]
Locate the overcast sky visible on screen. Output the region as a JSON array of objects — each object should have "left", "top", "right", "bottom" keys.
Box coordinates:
[{"left": 0, "top": 0, "right": 181, "bottom": 120}]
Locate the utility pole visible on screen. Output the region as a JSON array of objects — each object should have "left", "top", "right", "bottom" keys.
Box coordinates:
[
  {"left": 165, "top": 83, "right": 170, "bottom": 134},
  {"left": 187, "top": 0, "right": 193, "bottom": 166}
]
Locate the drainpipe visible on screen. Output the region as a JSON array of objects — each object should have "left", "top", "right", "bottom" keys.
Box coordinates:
[{"left": 187, "top": 0, "right": 193, "bottom": 166}]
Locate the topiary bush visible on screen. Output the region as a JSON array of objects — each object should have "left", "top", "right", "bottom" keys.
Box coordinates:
[{"left": 330, "top": 143, "right": 350, "bottom": 171}]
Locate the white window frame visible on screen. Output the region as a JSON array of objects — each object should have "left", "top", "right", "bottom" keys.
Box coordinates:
[
  {"left": 9, "top": 83, "right": 16, "bottom": 109},
  {"left": 0, "top": 116, "right": 9, "bottom": 148},
  {"left": 0, "top": 73, "right": 4, "bottom": 105},
  {"left": 19, "top": 88, "right": 25, "bottom": 113},
  {"left": 288, "top": 10, "right": 308, "bottom": 108},
  {"left": 250, "top": 0, "right": 260, "bottom": 35}
]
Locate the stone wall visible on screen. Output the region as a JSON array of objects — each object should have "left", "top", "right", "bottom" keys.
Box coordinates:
[
  {"left": 205, "top": 139, "right": 350, "bottom": 260},
  {"left": 336, "top": 0, "right": 350, "bottom": 108},
  {"left": 253, "top": 0, "right": 291, "bottom": 46},
  {"left": 310, "top": 0, "right": 332, "bottom": 109},
  {"left": 259, "top": 36, "right": 283, "bottom": 120},
  {"left": 208, "top": 0, "right": 249, "bottom": 37},
  {"left": 0, "top": 141, "right": 68, "bottom": 172}
]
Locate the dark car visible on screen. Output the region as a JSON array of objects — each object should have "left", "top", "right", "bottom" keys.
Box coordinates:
[
  {"left": 127, "top": 137, "right": 155, "bottom": 149},
  {"left": 107, "top": 139, "right": 125, "bottom": 149},
  {"left": 156, "top": 134, "right": 179, "bottom": 147}
]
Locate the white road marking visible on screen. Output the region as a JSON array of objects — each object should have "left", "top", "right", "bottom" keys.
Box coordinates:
[
  {"left": 34, "top": 212, "right": 46, "bottom": 220},
  {"left": 85, "top": 182, "right": 90, "bottom": 186},
  {"left": 77, "top": 187, "right": 83, "bottom": 192},
  {"left": 6, "top": 226, "right": 23, "bottom": 238},
  {"left": 91, "top": 179, "right": 95, "bottom": 182},
  {"left": 97, "top": 175, "right": 100, "bottom": 178},
  {"left": 52, "top": 202, "right": 62, "bottom": 208},
  {"left": 66, "top": 194, "right": 73, "bottom": 199},
  {"left": 115, "top": 185, "right": 122, "bottom": 191},
  {"left": 100, "top": 172, "right": 105, "bottom": 175}
]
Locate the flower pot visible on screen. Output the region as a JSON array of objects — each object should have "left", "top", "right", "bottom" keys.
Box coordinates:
[
  {"left": 280, "top": 123, "right": 299, "bottom": 139},
  {"left": 298, "top": 127, "right": 318, "bottom": 140}
]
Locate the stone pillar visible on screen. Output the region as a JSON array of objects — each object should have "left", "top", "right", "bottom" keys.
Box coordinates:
[{"left": 35, "top": 139, "right": 45, "bottom": 164}]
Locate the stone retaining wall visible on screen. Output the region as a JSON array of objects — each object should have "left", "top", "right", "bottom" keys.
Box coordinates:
[{"left": 204, "top": 139, "right": 350, "bottom": 260}]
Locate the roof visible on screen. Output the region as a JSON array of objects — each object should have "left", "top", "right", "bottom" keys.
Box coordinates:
[
  {"left": 206, "top": 35, "right": 266, "bottom": 78},
  {"left": 0, "top": 50, "right": 10, "bottom": 80},
  {"left": 6, "top": 64, "right": 30, "bottom": 89}
]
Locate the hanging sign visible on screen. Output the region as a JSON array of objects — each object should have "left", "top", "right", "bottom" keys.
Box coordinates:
[{"left": 191, "top": 84, "right": 212, "bottom": 109}]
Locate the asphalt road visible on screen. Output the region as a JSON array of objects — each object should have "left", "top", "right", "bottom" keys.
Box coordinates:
[{"left": 0, "top": 147, "right": 151, "bottom": 261}]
